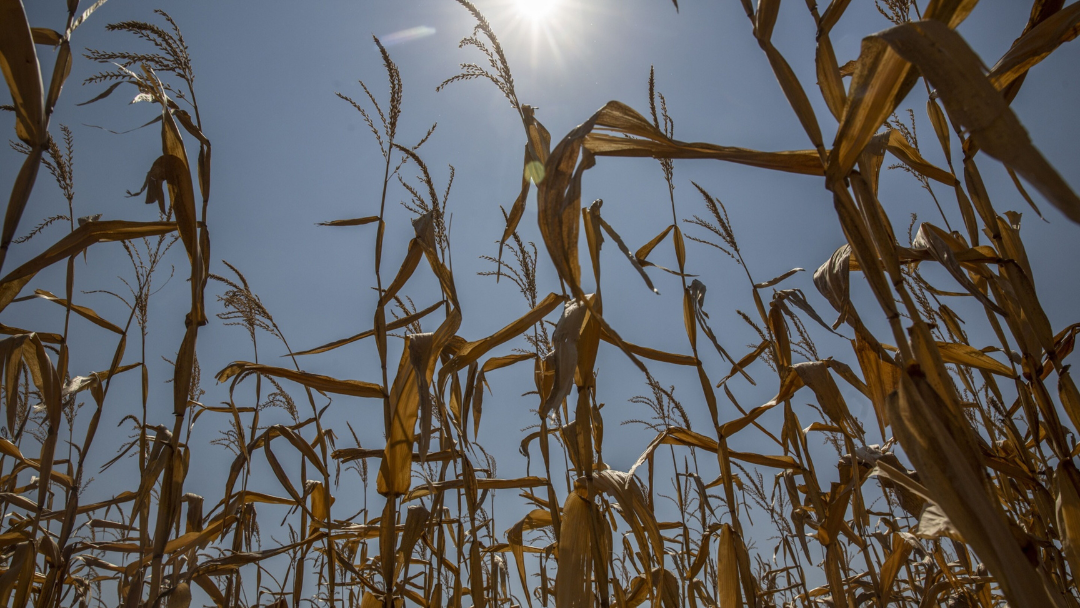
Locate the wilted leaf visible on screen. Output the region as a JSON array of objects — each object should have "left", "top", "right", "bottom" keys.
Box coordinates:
[
  {"left": 878, "top": 20, "right": 1080, "bottom": 224},
  {"left": 0, "top": 0, "right": 44, "bottom": 145},
  {"left": 216, "top": 361, "right": 385, "bottom": 399},
  {"left": 0, "top": 220, "right": 178, "bottom": 309}
]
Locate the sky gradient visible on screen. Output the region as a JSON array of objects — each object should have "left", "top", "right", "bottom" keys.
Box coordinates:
[{"left": 4, "top": 0, "right": 1080, "bottom": 603}]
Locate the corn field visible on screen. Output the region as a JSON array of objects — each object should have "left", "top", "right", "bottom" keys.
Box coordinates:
[{"left": 2, "top": 0, "right": 1080, "bottom": 607}]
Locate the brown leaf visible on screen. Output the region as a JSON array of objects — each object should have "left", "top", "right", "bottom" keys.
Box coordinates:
[
  {"left": 716, "top": 524, "right": 739, "bottom": 608},
  {"left": 912, "top": 222, "right": 1004, "bottom": 314},
  {"left": 0, "top": 220, "right": 178, "bottom": 311},
  {"left": 988, "top": 3, "right": 1080, "bottom": 92},
  {"left": 507, "top": 508, "right": 552, "bottom": 608},
  {"left": 599, "top": 328, "right": 697, "bottom": 367},
  {"left": 793, "top": 361, "right": 864, "bottom": 439},
  {"left": 216, "top": 361, "right": 385, "bottom": 399},
  {"left": 0, "top": 0, "right": 43, "bottom": 145},
  {"left": 30, "top": 28, "right": 62, "bottom": 47},
  {"left": 377, "top": 348, "right": 420, "bottom": 496},
  {"left": 888, "top": 366, "right": 1052, "bottom": 607},
  {"left": 935, "top": 341, "right": 1014, "bottom": 377},
  {"left": 439, "top": 292, "right": 564, "bottom": 384},
  {"left": 292, "top": 299, "right": 444, "bottom": 357},
  {"left": 761, "top": 42, "right": 825, "bottom": 152},
  {"left": 852, "top": 334, "right": 900, "bottom": 439},
  {"left": 816, "top": 35, "right": 848, "bottom": 121},
  {"left": 828, "top": 37, "right": 920, "bottom": 182},
  {"left": 913, "top": 502, "right": 965, "bottom": 542},
  {"left": 45, "top": 40, "right": 71, "bottom": 117},
  {"left": 318, "top": 216, "right": 380, "bottom": 226},
  {"left": 539, "top": 298, "right": 589, "bottom": 418},
  {"left": 594, "top": 200, "right": 660, "bottom": 294},
  {"left": 24, "top": 289, "right": 123, "bottom": 334},
  {"left": 0, "top": 150, "right": 43, "bottom": 277},
  {"left": 879, "top": 20, "right": 1080, "bottom": 224},
  {"left": 884, "top": 128, "right": 956, "bottom": 185},
  {"left": 1056, "top": 460, "right": 1080, "bottom": 579}
]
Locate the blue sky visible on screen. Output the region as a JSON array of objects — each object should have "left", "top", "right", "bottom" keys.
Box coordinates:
[{"left": 4, "top": 0, "right": 1080, "bottom": 602}]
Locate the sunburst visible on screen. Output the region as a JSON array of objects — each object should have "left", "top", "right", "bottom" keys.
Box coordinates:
[{"left": 512, "top": 0, "right": 562, "bottom": 22}]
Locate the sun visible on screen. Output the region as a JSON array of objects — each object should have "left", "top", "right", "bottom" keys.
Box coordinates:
[{"left": 512, "top": 0, "right": 561, "bottom": 22}]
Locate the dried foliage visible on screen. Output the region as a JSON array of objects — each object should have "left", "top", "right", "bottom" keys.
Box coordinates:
[{"left": 2, "top": 1, "right": 1080, "bottom": 608}]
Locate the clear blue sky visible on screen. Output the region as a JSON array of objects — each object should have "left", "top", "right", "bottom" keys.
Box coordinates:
[{"left": 4, "top": 0, "right": 1080, "bottom": 601}]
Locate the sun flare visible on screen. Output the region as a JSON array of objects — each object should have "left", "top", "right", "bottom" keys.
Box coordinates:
[{"left": 513, "top": 0, "right": 561, "bottom": 22}]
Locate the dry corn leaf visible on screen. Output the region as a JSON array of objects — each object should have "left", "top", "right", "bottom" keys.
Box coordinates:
[
  {"left": 634, "top": 224, "right": 676, "bottom": 274},
  {"left": 716, "top": 523, "right": 739, "bottom": 608},
  {"left": 813, "top": 245, "right": 854, "bottom": 329},
  {"left": 403, "top": 476, "right": 547, "bottom": 502},
  {"left": 593, "top": 469, "right": 665, "bottom": 570},
  {"left": 594, "top": 201, "right": 659, "bottom": 294},
  {"left": 0, "top": 323, "right": 60, "bottom": 343},
  {"left": 686, "top": 279, "right": 737, "bottom": 365},
  {"left": 292, "top": 299, "right": 444, "bottom": 356},
  {"left": 495, "top": 106, "right": 550, "bottom": 278},
  {"left": 62, "top": 362, "right": 140, "bottom": 397},
  {"left": 926, "top": 96, "right": 953, "bottom": 164},
  {"left": 727, "top": 450, "right": 802, "bottom": 470},
  {"left": 0, "top": 0, "right": 43, "bottom": 146},
  {"left": 584, "top": 102, "right": 824, "bottom": 176},
  {"left": 30, "top": 28, "right": 62, "bottom": 47},
  {"left": 988, "top": 2, "right": 1080, "bottom": 92},
  {"left": 852, "top": 335, "right": 900, "bottom": 438},
  {"left": 332, "top": 447, "right": 453, "bottom": 463},
  {"left": 761, "top": 43, "right": 825, "bottom": 153},
  {"left": 599, "top": 326, "right": 697, "bottom": 367},
  {"left": 935, "top": 341, "right": 1013, "bottom": 376},
  {"left": 22, "top": 289, "right": 123, "bottom": 334},
  {"left": 1055, "top": 460, "right": 1080, "bottom": 578},
  {"left": 754, "top": 0, "right": 779, "bottom": 42},
  {"left": 1006, "top": 166, "right": 1046, "bottom": 220},
  {"left": 318, "top": 216, "right": 380, "bottom": 226},
  {"left": 716, "top": 340, "right": 768, "bottom": 387},
  {"left": 816, "top": 35, "right": 848, "bottom": 121},
  {"left": 888, "top": 366, "right": 1052, "bottom": 607},
  {"left": 539, "top": 298, "right": 589, "bottom": 418},
  {"left": 827, "top": 0, "right": 977, "bottom": 180},
  {"left": 378, "top": 239, "right": 424, "bottom": 309},
  {"left": 1, "top": 155, "right": 43, "bottom": 285},
  {"left": 377, "top": 347, "right": 419, "bottom": 496},
  {"left": 538, "top": 117, "right": 592, "bottom": 297},
  {"left": 407, "top": 333, "right": 439, "bottom": 458},
  {"left": 828, "top": 37, "right": 919, "bottom": 182},
  {"left": 45, "top": 39, "right": 71, "bottom": 119},
  {"left": 819, "top": 0, "right": 853, "bottom": 33},
  {"left": 0, "top": 220, "right": 178, "bottom": 309},
  {"left": 507, "top": 508, "right": 553, "bottom": 608},
  {"left": 878, "top": 19, "right": 1080, "bottom": 224},
  {"left": 0, "top": 541, "right": 35, "bottom": 606},
  {"left": 912, "top": 223, "right": 1004, "bottom": 315},
  {"left": 439, "top": 292, "right": 564, "bottom": 384},
  {"left": 191, "top": 533, "right": 324, "bottom": 578},
  {"left": 136, "top": 162, "right": 197, "bottom": 282},
  {"left": 754, "top": 268, "right": 804, "bottom": 289},
  {"left": 877, "top": 533, "right": 914, "bottom": 601},
  {"left": 793, "top": 361, "right": 864, "bottom": 439},
  {"left": 883, "top": 128, "right": 955, "bottom": 186},
  {"left": 216, "top": 361, "right": 384, "bottom": 399},
  {"left": 466, "top": 353, "right": 535, "bottom": 439},
  {"left": 913, "top": 502, "right": 965, "bottom": 542},
  {"left": 555, "top": 487, "right": 592, "bottom": 608}
]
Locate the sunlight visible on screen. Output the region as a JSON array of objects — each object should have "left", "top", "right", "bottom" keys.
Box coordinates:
[
  {"left": 500, "top": 0, "right": 581, "bottom": 73},
  {"left": 513, "top": 0, "right": 561, "bottom": 22}
]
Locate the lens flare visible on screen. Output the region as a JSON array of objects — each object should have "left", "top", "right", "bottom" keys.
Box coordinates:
[{"left": 513, "top": 0, "right": 560, "bottom": 21}]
